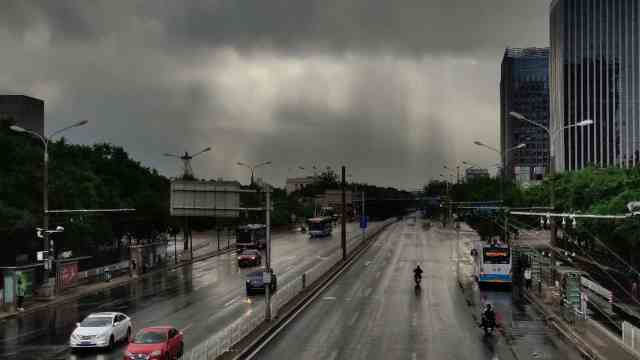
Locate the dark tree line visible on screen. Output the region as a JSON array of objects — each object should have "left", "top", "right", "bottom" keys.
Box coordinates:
[{"left": 1, "top": 120, "right": 169, "bottom": 266}]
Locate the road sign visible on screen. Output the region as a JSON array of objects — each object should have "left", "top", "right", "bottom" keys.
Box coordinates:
[{"left": 360, "top": 216, "right": 368, "bottom": 229}]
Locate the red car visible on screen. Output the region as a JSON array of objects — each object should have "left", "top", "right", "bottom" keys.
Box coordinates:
[
  {"left": 237, "top": 249, "right": 262, "bottom": 267},
  {"left": 124, "top": 326, "right": 183, "bottom": 360}
]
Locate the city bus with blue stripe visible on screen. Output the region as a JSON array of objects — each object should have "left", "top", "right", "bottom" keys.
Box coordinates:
[{"left": 474, "top": 242, "right": 512, "bottom": 284}]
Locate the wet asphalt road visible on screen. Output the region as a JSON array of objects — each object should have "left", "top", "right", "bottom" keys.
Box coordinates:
[
  {"left": 256, "top": 221, "right": 584, "bottom": 360},
  {"left": 0, "top": 222, "right": 369, "bottom": 360}
]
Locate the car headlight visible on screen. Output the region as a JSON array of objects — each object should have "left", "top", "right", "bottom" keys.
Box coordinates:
[
  {"left": 246, "top": 279, "right": 251, "bottom": 283},
  {"left": 70, "top": 333, "right": 80, "bottom": 340},
  {"left": 97, "top": 333, "right": 109, "bottom": 340},
  {"left": 150, "top": 350, "right": 162, "bottom": 356}
]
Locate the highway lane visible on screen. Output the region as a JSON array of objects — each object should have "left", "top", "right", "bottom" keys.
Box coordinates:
[
  {"left": 0, "top": 221, "right": 373, "bottom": 360},
  {"left": 256, "top": 220, "right": 582, "bottom": 360}
]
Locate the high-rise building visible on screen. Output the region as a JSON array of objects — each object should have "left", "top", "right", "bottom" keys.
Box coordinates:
[
  {"left": 550, "top": 0, "right": 640, "bottom": 171},
  {"left": 500, "top": 47, "right": 550, "bottom": 177},
  {"left": 0, "top": 95, "right": 44, "bottom": 135}
]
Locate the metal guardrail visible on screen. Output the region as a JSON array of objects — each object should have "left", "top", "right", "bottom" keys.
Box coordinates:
[{"left": 183, "top": 218, "right": 395, "bottom": 360}]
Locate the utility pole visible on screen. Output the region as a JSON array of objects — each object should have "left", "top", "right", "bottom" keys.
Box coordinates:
[
  {"left": 361, "top": 191, "right": 366, "bottom": 242},
  {"left": 265, "top": 185, "right": 272, "bottom": 321},
  {"left": 504, "top": 207, "right": 509, "bottom": 244},
  {"left": 341, "top": 166, "right": 347, "bottom": 260}
]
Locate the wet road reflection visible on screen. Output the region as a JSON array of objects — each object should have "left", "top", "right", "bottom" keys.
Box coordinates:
[{"left": 0, "top": 223, "right": 366, "bottom": 360}]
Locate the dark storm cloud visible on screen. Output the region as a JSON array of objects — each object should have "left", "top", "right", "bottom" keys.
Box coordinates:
[
  {"left": 161, "top": 0, "right": 548, "bottom": 56},
  {"left": 1, "top": 1, "right": 549, "bottom": 56},
  {"left": 0, "top": 1, "right": 550, "bottom": 188}
]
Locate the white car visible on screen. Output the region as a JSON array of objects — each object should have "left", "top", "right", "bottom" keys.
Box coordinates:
[{"left": 70, "top": 312, "right": 132, "bottom": 350}]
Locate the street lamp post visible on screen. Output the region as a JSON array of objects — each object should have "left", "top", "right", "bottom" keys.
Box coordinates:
[
  {"left": 164, "top": 147, "right": 211, "bottom": 179},
  {"left": 473, "top": 141, "right": 526, "bottom": 201},
  {"left": 237, "top": 161, "right": 272, "bottom": 186},
  {"left": 439, "top": 174, "right": 452, "bottom": 225},
  {"left": 10, "top": 120, "right": 88, "bottom": 295},
  {"left": 444, "top": 165, "right": 460, "bottom": 184},
  {"left": 473, "top": 141, "right": 526, "bottom": 244},
  {"left": 509, "top": 111, "right": 594, "bottom": 246}
]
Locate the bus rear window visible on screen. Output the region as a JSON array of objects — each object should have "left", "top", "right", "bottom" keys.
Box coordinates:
[
  {"left": 482, "top": 248, "right": 510, "bottom": 264},
  {"left": 237, "top": 231, "right": 252, "bottom": 243}
]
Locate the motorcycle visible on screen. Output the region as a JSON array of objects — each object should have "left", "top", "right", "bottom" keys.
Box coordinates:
[
  {"left": 480, "top": 312, "right": 496, "bottom": 335},
  {"left": 414, "top": 273, "right": 422, "bottom": 286},
  {"left": 300, "top": 226, "right": 307, "bottom": 233}
]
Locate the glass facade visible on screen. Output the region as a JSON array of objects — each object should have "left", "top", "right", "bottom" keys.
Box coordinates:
[
  {"left": 500, "top": 48, "right": 550, "bottom": 177},
  {"left": 551, "top": 0, "right": 640, "bottom": 171}
]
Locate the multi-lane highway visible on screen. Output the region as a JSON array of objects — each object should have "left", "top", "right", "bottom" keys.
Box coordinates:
[
  {"left": 0, "top": 222, "right": 370, "bottom": 360},
  {"left": 256, "top": 220, "right": 583, "bottom": 360}
]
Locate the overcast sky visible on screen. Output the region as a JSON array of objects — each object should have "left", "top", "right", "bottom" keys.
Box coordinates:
[{"left": 0, "top": 1, "right": 551, "bottom": 189}]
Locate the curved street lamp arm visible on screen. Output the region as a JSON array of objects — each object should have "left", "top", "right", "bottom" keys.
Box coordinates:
[
  {"left": 475, "top": 142, "right": 501, "bottom": 155},
  {"left": 255, "top": 161, "right": 272, "bottom": 169},
  {"left": 190, "top": 147, "right": 212, "bottom": 158},
  {"left": 20, "top": 128, "right": 48, "bottom": 147},
  {"left": 511, "top": 112, "right": 551, "bottom": 136},
  {"left": 48, "top": 120, "right": 88, "bottom": 139}
]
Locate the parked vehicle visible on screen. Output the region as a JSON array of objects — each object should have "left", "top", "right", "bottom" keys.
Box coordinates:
[
  {"left": 124, "top": 326, "right": 184, "bottom": 360},
  {"left": 237, "top": 249, "right": 262, "bottom": 267},
  {"left": 245, "top": 268, "right": 277, "bottom": 295},
  {"left": 70, "top": 312, "right": 131, "bottom": 351}
]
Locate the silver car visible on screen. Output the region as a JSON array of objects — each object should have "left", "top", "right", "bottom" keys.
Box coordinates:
[{"left": 70, "top": 312, "right": 132, "bottom": 350}]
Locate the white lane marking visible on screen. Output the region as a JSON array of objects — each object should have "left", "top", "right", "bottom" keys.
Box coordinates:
[
  {"left": 224, "top": 296, "right": 240, "bottom": 307},
  {"left": 181, "top": 323, "right": 193, "bottom": 333},
  {"left": 411, "top": 353, "right": 417, "bottom": 360},
  {"left": 323, "top": 296, "right": 337, "bottom": 301},
  {"left": 349, "top": 311, "right": 360, "bottom": 326},
  {"left": 412, "top": 318, "right": 417, "bottom": 327}
]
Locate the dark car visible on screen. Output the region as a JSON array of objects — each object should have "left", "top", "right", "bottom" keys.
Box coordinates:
[
  {"left": 245, "top": 269, "right": 277, "bottom": 295},
  {"left": 237, "top": 249, "right": 262, "bottom": 267}
]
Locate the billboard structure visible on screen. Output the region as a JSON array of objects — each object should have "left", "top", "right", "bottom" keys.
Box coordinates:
[{"left": 170, "top": 180, "right": 242, "bottom": 218}]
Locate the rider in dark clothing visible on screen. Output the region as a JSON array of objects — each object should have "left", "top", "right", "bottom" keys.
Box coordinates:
[
  {"left": 483, "top": 304, "right": 496, "bottom": 326},
  {"left": 413, "top": 265, "right": 423, "bottom": 281}
]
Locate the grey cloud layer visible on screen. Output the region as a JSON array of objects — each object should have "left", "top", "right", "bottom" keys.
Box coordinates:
[{"left": 0, "top": 1, "right": 550, "bottom": 188}]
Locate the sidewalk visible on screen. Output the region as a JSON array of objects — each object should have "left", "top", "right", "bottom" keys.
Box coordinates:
[
  {"left": 0, "top": 244, "right": 236, "bottom": 321},
  {"left": 525, "top": 284, "right": 639, "bottom": 359}
]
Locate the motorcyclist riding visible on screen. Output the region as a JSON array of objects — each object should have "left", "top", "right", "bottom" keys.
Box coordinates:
[
  {"left": 481, "top": 304, "right": 496, "bottom": 335},
  {"left": 413, "top": 265, "right": 423, "bottom": 286}
]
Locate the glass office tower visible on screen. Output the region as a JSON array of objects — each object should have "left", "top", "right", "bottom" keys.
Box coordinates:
[
  {"left": 550, "top": 0, "right": 640, "bottom": 171},
  {"left": 500, "top": 47, "right": 550, "bottom": 179}
]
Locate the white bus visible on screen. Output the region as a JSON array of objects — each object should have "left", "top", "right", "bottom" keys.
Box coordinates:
[{"left": 474, "top": 242, "right": 512, "bottom": 284}]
